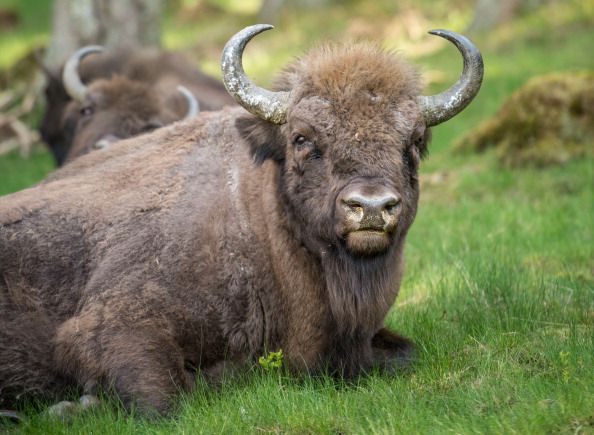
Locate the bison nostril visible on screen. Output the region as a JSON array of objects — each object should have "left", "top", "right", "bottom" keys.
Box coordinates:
[
  {"left": 383, "top": 197, "right": 401, "bottom": 214},
  {"left": 342, "top": 200, "right": 365, "bottom": 221},
  {"left": 344, "top": 199, "right": 363, "bottom": 212}
]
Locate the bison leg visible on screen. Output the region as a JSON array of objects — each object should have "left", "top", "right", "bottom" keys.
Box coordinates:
[
  {"left": 46, "top": 394, "right": 100, "bottom": 420},
  {"left": 371, "top": 327, "right": 415, "bottom": 372},
  {"left": 0, "top": 310, "right": 73, "bottom": 407},
  {"left": 55, "top": 311, "right": 194, "bottom": 416}
]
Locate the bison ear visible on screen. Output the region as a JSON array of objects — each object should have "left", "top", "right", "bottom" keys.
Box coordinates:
[
  {"left": 235, "top": 115, "right": 285, "bottom": 165},
  {"left": 419, "top": 127, "right": 431, "bottom": 160}
]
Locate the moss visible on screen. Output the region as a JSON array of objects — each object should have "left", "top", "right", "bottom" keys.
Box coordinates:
[{"left": 457, "top": 72, "right": 594, "bottom": 167}]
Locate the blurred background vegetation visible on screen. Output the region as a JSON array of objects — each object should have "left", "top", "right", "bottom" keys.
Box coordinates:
[
  {"left": 0, "top": 0, "right": 593, "bottom": 193},
  {"left": 0, "top": 0, "right": 592, "bottom": 192}
]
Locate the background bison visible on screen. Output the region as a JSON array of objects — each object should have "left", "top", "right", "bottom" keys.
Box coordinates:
[
  {"left": 40, "top": 47, "right": 235, "bottom": 165},
  {"left": 0, "top": 24, "right": 482, "bottom": 415}
]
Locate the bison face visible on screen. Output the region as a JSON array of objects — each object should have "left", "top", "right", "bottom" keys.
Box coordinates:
[
  {"left": 286, "top": 95, "right": 429, "bottom": 257},
  {"left": 61, "top": 77, "right": 180, "bottom": 163},
  {"left": 240, "top": 92, "right": 429, "bottom": 258},
  {"left": 61, "top": 78, "right": 170, "bottom": 162},
  {"left": 57, "top": 47, "right": 199, "bottom": 164}
]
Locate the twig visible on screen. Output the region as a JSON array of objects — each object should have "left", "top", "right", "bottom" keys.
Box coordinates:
[
  {"left": 8, "top": 117, "right": 37, "bottom": 157},
  {"left": 0, "top": 138, "right": 20, "bottom": 155},
  {"left": 0, "top": 82, "right": 41, "bottom": 157},
  {"left": 0, "top": 90, "right": 14, "bottom": 111}
]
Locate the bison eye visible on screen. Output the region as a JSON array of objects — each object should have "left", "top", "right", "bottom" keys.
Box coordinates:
[
  {"left": 80, "top": 106, "right": 94, "bottom": 117},
  {"left": 411, "top": 126, "right": 425, "bottom": 148},
  {"left": 293, "top": 134, "right": 308, "bottom": 147}
]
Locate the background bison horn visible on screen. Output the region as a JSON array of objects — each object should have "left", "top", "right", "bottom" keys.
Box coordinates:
[
  {"left": 177, "top": 85, "right": 200, "bottom": 119},
  {"left": 62, "top": 45, "right": 104, "bottom": 103},
  {"left": 221, "top": 24, "right": 290, "bottom": 124},
  {"left": 416, "top": 30, "right": 484, "bottom": 127}
]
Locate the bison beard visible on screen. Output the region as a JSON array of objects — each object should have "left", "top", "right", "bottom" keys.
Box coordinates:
[
  {"left": 0, "top": 25, "right": 482, "bottom": 415},
  {"left": 322, "top": 247, "right": 401, "bottom": 376}
]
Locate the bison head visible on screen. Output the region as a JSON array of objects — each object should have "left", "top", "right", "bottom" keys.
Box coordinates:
[
  {"left": 39, "top": 50, "right": 131, "bottom": 166},
  {"left": 225, "top": 25, "right": 483, "bottom": 259},
  {"left": 59, "top": 46, "right": 199, "bottom": 163}
]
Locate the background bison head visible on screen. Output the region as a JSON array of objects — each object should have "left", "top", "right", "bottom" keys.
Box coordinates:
[
  {"left": 58, "top": 46, "right": 198, "bottom": 163},
  {"left": 230, "top": 25, "right": 482, "bottom": 259},
  {"left": 39, "top": 49, "right": 129, "bottom": 165},
  {"left": 40, "top": 47, "right": 235, "bottom": 165}
]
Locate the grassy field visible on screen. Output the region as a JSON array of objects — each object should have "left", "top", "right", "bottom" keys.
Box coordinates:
[{"left": 1, "top": 0, "right": 593, "bottom": 433}]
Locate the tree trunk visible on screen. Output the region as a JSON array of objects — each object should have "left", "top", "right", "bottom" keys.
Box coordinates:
[
  {"left": 44, "top": 0, "right": 163, "bottom": 72},
  {"left": 258, "top": 0, "right": 286, "bottom": 24},
  {"left": 258, "top": 0, "right": 330, "bottom": 24},
  {"left": 468, "top": 0, "right": 521, "bottom": 33}
]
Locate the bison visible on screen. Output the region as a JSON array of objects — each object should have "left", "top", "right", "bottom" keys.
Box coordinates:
[
  {"left": 0, "top": 25, "right": 483, "bottom": 416},
  {"left": 40, "top": 47, "right": 235, "bottom": 165}
]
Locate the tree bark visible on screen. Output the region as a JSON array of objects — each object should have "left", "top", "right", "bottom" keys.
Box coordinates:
[
  {"left": 258, "top": 0, "right": 330, "bottom": 24},
  {"left": 44, "top": 0, "right": 163, "bottom": 72},
  {"left": 468, "top": 0, "right": 521, "bottom": 33}
]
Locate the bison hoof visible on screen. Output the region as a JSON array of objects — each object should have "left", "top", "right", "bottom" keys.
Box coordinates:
[
  {"left": 47, "top": 395, "right": 100, "bottom": 419},
  {"left": 371, "top": 328, "right": 416, "bottom": 373},
  {"left": 79, "top": 394, "right": 100, "bottom": 409},
  {"left": 47, "top": 401, "right": 78, "bottom": 419}
]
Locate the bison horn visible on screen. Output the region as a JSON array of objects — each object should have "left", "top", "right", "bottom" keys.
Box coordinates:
[
  {"left": 416, "top": 30, "right": 484, "bottom": 127},
  {"left": 221, "top": 24, "right": 289, "bottom": 124},
  {"left": 62, "top": 46, "right": 104, "bottom": 103},
  {"left": 177, "top": 85, "right": 200, "bottom": 119}
]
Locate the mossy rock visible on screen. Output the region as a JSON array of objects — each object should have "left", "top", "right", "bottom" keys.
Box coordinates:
[{"left": 457, "top": 72, "right": 594, "bottom": 167}]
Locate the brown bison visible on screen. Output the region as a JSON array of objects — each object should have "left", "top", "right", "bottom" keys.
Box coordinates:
[
  {"left": 40, "top": 47, "right": 235, "bottom": 165},
  {"left": 0, "top": 25, "right": 483, "bottom": 416}
]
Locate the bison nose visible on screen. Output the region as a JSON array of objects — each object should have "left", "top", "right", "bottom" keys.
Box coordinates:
[{"left": 340, "top": 187, "right": 401, "bottom": 232}]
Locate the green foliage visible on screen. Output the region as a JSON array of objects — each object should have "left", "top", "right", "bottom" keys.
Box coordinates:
[
  {"left": 258, "top": 349, "right": 284, "bottom": 371},
  {"left": 0, "top": 149, "right": 54, "bottom": 196},
  {"left": 0, "top": 0, "right": 51, "bottom": 70},
  {"left": 457, "top": 72, "right": 594, "bottom": 167}
]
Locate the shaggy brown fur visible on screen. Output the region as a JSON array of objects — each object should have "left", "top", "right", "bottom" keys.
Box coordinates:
[
  {"left": 40, "top": 48, "right": 235, "bottom": 165},
  {"left": 1, "top": 43, "right": 438, "bottom": 415}
]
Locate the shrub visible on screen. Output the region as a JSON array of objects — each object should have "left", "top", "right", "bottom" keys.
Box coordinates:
[{"left": 457, "top": 72, "right": 594, "bottom": 167}]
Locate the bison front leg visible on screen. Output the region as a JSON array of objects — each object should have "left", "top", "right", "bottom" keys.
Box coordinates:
[
  {"left": 54, "top": 310, "right": 194, "bottom": 416},
  {"left": 371, "top": 327, "right": 415, "bottom": 373}
]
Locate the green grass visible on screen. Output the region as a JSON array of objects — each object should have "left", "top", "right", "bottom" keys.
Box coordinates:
[
  {"left": 1, "top": 1, "right": 593, "bottom": 434},
  {"left": 0, "top": 148, "right": 54, "bottom": 195}
]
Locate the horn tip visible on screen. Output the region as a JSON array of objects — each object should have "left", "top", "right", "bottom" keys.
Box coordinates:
[
  {"left": 244, "top": 24, "right": 275, "bottom": 35},
  {"left": 77, "top": 45, "right": 105, "bottom": 56},
  {"left": 428, "top": 29, "right": 454, "bottom": 38}
]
